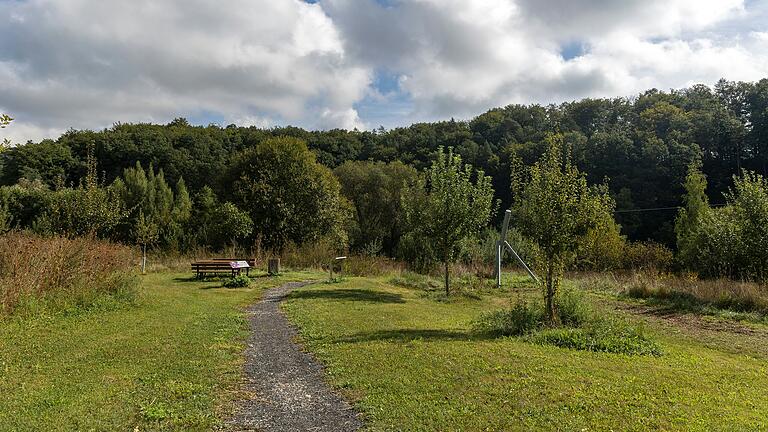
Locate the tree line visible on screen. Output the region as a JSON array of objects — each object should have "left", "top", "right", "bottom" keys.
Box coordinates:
[
  {"left": 3, "top": 79, "right": 768, "bottom": 246},
  {"left": 2, "top": 79, "right": 768, "bottom": 288}
]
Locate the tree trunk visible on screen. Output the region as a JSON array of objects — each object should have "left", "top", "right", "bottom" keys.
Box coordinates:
[
  {"left": 141, "top": 244, "right": 147, "bottom": 274},
  {"left": 444, "top": 257, "right": 450, "bottom": 296},
  {"left": 545, "top": 265, "right": 558, "bottom": 325}
]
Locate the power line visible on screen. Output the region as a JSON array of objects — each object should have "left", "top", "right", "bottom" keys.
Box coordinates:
[
  {"left": 614, "top": 203, "right": 727, "bottom": 213},
  {"left": 614, "top": 206, "right": 680, "bottom": 213}
]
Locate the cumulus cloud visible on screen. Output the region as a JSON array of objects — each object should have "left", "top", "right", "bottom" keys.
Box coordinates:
[
  {"left": 325, "top": 0, "right": 766, "bottom": 121},
  {"left": 0, "top": 0, "right": 369, "bottom": 143},
  {"left": 1, "top": 0, "right": 767, "bottom": 142}
]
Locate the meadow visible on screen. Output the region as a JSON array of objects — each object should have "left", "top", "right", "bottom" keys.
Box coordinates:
[
  {"left": 1, "top": 263, "right": 767, "bottom": 430},
  {"left": 0, "top": 270, "right": 320, "bottom": 431},
  {"left": 282, "top": 273, "right": 768, "bottom": 431}
]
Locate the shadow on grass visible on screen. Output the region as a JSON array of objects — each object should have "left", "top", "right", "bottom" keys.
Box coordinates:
[
  {"left": 335, "top": 328, "right": 484, "bottom": 343},
  {"left": 289, "top": 288, "right": 406, "bottom": 304},
  {"left": 173, "top": 276, "right": 203, "bottom": 283},
  {"left": 171, "top": 276, "right": 222, "bottom": 289}
]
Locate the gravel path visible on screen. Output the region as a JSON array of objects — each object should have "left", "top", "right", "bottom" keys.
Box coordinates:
[{"left": 227, "top": 281, "right": 363, "bottom": 432}]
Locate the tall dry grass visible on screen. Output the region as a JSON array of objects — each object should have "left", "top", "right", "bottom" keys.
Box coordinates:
[
  {"left": 0, "top": 232, "right": 138, "bottom": 316},
  {"left": 575, "top": 271, "right": 768, "bottom": 315}
]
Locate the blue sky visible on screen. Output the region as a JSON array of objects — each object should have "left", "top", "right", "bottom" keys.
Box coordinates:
[{"left": 1, "top": 0, "right": 768, "bottom": 142}]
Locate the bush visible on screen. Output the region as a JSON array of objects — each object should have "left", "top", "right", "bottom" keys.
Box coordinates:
[
  {"left": 396, "top": 231, "right": 437, "bottom": 274},
  {"left": 575, "top": 219, "right": 626, "bottom": 271},
  {"left": 678, "top": 171, "right": 768, "bottom": 281},
  {"left": 473, "top": 301, "right": 543, "bottom": 336},
  {"left": 0, "top": 232, "right": 138, "bottom": 316},
  {"left": 556, "top": 287, "right": 593, "bottom": 327},
  {"left": 222, "top": 274, "right": 251, "bottom": 288},
  {"left": 474, "top": 289, "right": 661, "bottom": 356},
  {"left": 622, "top": 241, "right": 673, "bottom": 271}
]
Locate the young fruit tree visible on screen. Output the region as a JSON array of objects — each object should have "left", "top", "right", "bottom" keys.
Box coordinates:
[
  {"left": 403, "top": 146, "right": 495, "bottom": 295},
  {"left": 514, "top": 135, "right": 615, "bottom": 323},
  {"left": 134, "top": 211, "right": 159, "bottom": 274}
]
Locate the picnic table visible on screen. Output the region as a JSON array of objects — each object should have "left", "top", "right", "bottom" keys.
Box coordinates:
[{"left": 191, "top": 258, "right": 255, "bottom": 278}]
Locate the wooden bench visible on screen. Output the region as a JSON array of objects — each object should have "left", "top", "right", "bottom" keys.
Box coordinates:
[{"left": 191, "top": 258, "right": 256, "bottom": 278}]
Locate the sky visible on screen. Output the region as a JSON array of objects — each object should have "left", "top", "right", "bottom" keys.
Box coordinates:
[{"left": 1, "top": 0, "right": 768, "bottom": 143}]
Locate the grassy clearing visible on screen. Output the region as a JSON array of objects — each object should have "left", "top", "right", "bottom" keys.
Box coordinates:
[
  {"left": 0, "top": 270, "right": 320, "bottom": 431},
  {"left": 283, "top": 274, "right": 768, "bottom": 431}
]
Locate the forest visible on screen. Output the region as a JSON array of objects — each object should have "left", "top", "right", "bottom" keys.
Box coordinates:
[{"left": 1, "top": 78, "right": 768, "bottom": 281}]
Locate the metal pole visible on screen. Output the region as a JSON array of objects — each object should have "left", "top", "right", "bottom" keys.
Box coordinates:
[
  {"left": 495, "top": 240, "right": 502, "bottom": 288},
  {"left": 496, "top": 210, "right": 512, "bottom": 288},
  {"left": 503, "top": 240, "right": 540, "bottom": 285}
]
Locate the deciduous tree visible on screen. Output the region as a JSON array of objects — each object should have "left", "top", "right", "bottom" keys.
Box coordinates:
[
  {"left": 514, "top": 135, "right": 615, "bottom": 323},
  {"left": 402, "top": 146, "right": 495, "bottom": 295}
]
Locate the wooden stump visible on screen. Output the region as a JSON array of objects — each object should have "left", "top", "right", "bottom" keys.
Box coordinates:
[{"left": 268, "top": 258, "right": 280, "bottom": 276}]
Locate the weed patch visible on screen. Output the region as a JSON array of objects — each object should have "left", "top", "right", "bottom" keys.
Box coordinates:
[
  {"left": 474, "top": 288, "right": 660, "bottom": 356},
  {"left": 528, "top": 318, "right": 662, "bottom": 356},
  {"left": 0, "top": 232, "right": 138, "bottom": 316}
]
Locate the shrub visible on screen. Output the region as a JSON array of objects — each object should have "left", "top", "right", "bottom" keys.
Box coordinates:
[
  {"left": 474, "top": 288, "right": 661, "bottom": 356},
  {"left": 396, "top": 231, "right": 437, "bottom": 274},
  {"left": 473, "top": 301, "right": 544, "bottom": 336},
  {"left": 222, "top": 274, "right": 251, "bottom": 288},
  {"left": 575, "top": 218, "right": 626, "bottom": 271},
  {"left": 622, "top": 241, "right": 673, "bottom": 271},
  {"left": 676, "top": 170, "right": 768, "bottom": 281},
  {"left": 556, "top": 287, "right": 593, "bottom": 327},
  {"left": 0, "top": 232, "right": 138, "bottom": 316}
]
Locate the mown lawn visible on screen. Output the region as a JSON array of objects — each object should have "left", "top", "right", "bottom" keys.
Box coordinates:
[
  {"left": 0, "top": 270, "right": 319, "bottom": 431},
  {"left": 282, "top": 275, "right": 768, "bottom": 431}
]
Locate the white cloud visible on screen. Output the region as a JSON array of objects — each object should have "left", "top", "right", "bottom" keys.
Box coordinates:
[
  {"left": 326, "top": 0, "right": 767, "bottom": 121},
  {"left": 0, "top": 0, "right": 370, "bottom": 143},
  {"left": 1, "top": 0, "right": 767, "bottom": 142}
]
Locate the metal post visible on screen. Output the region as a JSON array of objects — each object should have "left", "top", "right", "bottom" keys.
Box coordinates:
[
  {"left": 495, "top": 240, "right": 502, "bottom": 288},
  {"left": 141, "top": 244, "right": 147, "bottom": 274},
  {"left": 495, "top": 209, "right": 540, "bottom": 287}
]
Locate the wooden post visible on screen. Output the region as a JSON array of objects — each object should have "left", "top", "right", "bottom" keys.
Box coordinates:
[{"left": 268, "top": 258, "right": 280, "bottom": 276}]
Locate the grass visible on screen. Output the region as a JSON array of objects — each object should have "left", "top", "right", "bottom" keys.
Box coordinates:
[
  {"left": 0, "top": 232, "right": 138, "bottom": 316},
  {"left": 0, "top": 270, "right": 320, "bottom": 431},
  {"left": 282, "top": 274, "right": 768, "bottom": 431},
  {"left": 575, "top": 272, "right": 768, "bottom": 323}
]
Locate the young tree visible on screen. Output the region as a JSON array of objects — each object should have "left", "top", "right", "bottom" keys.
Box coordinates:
[
  {"left": 675, "top": 162, "right": 709, "bottom": 267},
  {"left": 514, "top": 135, "right": 615, "bottom": 323},
  {"left": 135, "top": 211, "right": 159, "bottom": 274},
  {"left": 212, "top": 202, "right": 254, "bottom": 248},
  {"left": 112, "top": 162, "right": 190, "bottom": 249},
  {"left": 403, "top": 147, "right": 495, "bottom": 295}
]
